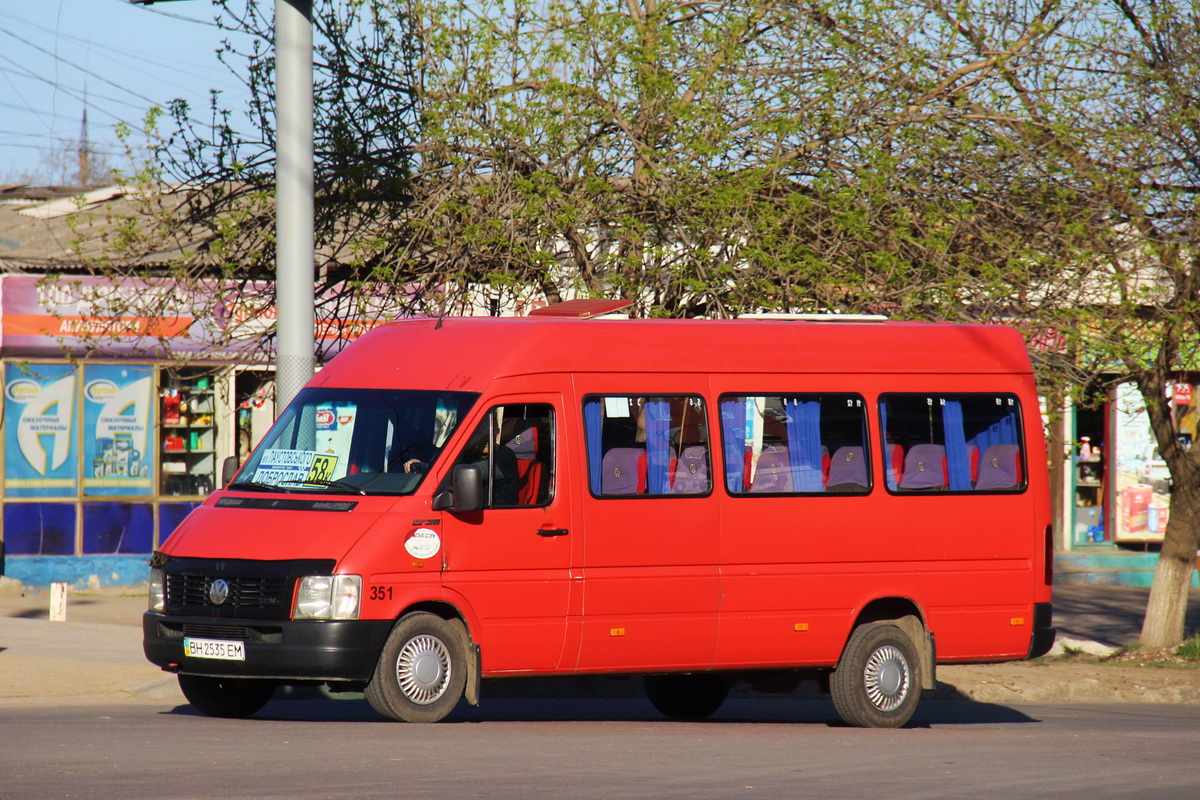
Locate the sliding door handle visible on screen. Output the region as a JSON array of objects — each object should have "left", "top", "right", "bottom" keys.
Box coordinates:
[{"left": 537, "top": 528, "right": 569, "bottom": 537}]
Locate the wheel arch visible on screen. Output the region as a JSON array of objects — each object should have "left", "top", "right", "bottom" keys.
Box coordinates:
[
  {"left": 847, "top": 596, "right": 936, "bottom": 691},
  {"left": 392, "top": 598, "right": 482, "bottom": 707},
  {"left": 400, "top": 599, "right": 467, "bottom": 626}
]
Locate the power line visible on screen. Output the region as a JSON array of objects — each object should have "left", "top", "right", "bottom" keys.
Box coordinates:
[
  {"left": 0, "top": 138, "right": 127, "bottom": 158},
  {"left": 0, "top": 98, "right": 94, "bottom": 124},
  {"left": 0, "top": 60, "right": 158, "bottom": 135},
  {"left": 121, "top": 1, "right": 223, "bottom": 27},
  {"left": 0, "top": 7, "right": 242, "bottom": 94},
  {"left": 0, "top": 2, "right": 255, "bottom": 175},
  {"left": 1, "top": 28, "right": 184, "bottom": 111}
]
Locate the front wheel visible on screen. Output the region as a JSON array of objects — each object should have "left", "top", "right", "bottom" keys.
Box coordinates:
[
  {"left": 644, "top": 674, "right": 731, "bottom": 720},
  {"left": 830, "top": 622, "right": 921, "bottom": 728},
  {"left": 177, "top": 675, "right": 276, "bottom": 718},
  {"left": 365, "top": 612, "right": 468, "bottom": 723}
]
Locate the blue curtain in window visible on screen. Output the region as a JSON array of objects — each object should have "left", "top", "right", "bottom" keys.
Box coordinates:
[
  {"left": 968, "top": 412, "right": 1019, "bottom": 455},
  {"left": 721, "top": 399, "right": 746, "bottom": 492},
  {"left": 880, "top": 401, "right": 898, "bottom": 490},
  {"left": 584, "top": 400, "right": 603, "bottom": 494},
  {"left": 645, "top": 399, "right": 672, "bottom": 494},
  {"left": 943, "top": 401, "right": 972, "bottom": 491},
  {"left": 999, "top": 412, "right": 1017, "bottom": 444},
  {"left": 969, "top": 425, "right": 990, "bottom": 454},
  {"left": 982, "top": 413, "right": 1018, "bottom": 448},
  {"left": 785, "top": 399, "right": 824, "bottom": 492}
]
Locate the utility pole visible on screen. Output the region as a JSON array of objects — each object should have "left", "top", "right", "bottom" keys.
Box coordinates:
[{"left": 273, "top": 0, "right": 316, "bottom": 413}]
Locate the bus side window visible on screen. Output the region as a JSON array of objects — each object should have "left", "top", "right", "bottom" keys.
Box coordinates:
[
  {"left": 584, "top": 395, "right": 711, "bottom": 497},
  {"left": 719, "top": 394, "right": 870, "bottom": 495},
  {"left": 880, "top": 394, "right": 1025, "bottom": 493}
]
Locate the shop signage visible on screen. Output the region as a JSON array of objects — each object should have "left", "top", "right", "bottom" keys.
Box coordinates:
[
  {"left": 0, "top": 274, "right": 415, "bottom": 361},
  {"left": 82, "top": 364, "right": 155, "bottom": 496},
  {"left": 3, "top": 363, "right": 79, "bottom": 497}
]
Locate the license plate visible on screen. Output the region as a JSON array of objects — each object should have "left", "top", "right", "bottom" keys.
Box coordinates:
[{"left": 183, "top": 637, "right": 246, "bottom": 661}]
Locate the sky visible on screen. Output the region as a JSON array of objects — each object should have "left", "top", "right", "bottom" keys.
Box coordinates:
[{"left": 0, "top": 0, "right": 252, "bottom": 184}]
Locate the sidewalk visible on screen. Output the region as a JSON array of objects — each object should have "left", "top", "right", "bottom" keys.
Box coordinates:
[
  {"left": 0, "top": 584, "right": 181, "bottom": 706},
  {"left": 1, "top": 582, "right": 1198, "bottom": 709}
]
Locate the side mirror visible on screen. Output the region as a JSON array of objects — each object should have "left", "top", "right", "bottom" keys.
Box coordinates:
[
  {"left": 432, "top": 464, "right": 483, "bottom": 513},
  {"left": 221, "top": 456, "right": 240, "bottom": 488}
]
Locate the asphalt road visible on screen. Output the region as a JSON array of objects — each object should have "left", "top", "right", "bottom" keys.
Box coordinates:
[{"left": 4, "top": 697, "right": 1198, "bottom": 800}]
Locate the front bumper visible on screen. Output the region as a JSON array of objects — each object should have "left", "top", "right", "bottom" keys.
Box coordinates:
[{"left": 143, "top": 612, "right": 393, "bottom": 682}]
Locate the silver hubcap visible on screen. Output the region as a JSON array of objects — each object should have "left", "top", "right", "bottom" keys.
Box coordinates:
[
  {"left": 864, "top": 644, "right": 910, "bottom": 711},
  {"left": 395, "top": 634, "right": 451, "bottom": 705}
]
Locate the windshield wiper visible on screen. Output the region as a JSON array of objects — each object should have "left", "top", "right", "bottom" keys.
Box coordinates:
[
  {"left": 280, "top": 478, "right": 367, "bottom": 496},
  {"left": 227, "top": 480, "right": 291, "bottom": 493}
]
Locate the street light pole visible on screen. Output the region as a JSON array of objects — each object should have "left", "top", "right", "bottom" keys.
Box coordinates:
[{"left": 273, "top": 0, "right": 316, "bottom": 413}]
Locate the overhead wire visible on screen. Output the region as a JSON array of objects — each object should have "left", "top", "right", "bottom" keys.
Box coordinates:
[
  {"left": 0, "top": 7, "right": 241, "bottom": 95},
  {"left": 0, "top": 3, "right": 251, "bottom": 177}
]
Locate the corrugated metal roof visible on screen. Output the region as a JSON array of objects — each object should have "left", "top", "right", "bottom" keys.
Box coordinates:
[
  {"left": 0, "top": 184, "right": 189, "bottom": 268},
  {"left": 16, "top": 186, "right": 128, "bottom": 219}
]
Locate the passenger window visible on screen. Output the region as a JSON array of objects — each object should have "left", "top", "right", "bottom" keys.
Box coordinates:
[
  {"left": 447, "top": 403, "right": 553, "bottom": 508},
  {"left": 583, "top": 395, "right": 710, "bottom": 497},
  {"left": 880, "top": 393, "right": 1024, "bottom": 493},
  {"left": 720, "top": 394, "right": 870, "bottom": 495}
]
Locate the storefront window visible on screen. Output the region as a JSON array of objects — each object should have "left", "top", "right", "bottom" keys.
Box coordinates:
[
  {"left": 85, "top": 364, "right": 155, "bottom": 497},
  {"left": 3, "top": 363, "right": 80, "bottom": 499},
  {"left": 1072, "top": 403, "right": 1106, "bottom": 545},
  {"left": 160, "top": 368, "right": 218, "bottom": 496}
]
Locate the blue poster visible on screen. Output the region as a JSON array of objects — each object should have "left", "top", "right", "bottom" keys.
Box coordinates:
[
  {"left": 82, "top": 365, "right": 155, "bottom": 497},
  {"left": 4, "top": 363, "right": 80, "bottom": 498}
]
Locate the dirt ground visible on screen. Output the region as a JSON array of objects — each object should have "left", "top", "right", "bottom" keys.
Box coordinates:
[{"left": 933, "top": 652, "right": 1200, "bottom": 705}]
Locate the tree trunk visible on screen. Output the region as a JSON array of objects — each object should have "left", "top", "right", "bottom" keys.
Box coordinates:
[{"left": 1140, "top": 483, "right": 1200, "bottom": 649}]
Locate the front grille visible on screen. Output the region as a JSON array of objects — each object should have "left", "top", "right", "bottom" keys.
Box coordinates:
[
  {"left": 156, "top": 555, "right": 336, "bottom": 620},
  {"left": 166, "top": 573, "right": 291, "bottom": 611}
]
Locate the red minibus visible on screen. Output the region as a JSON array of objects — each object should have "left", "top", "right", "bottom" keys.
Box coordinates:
[{"left": 143, "top": 303, "right": 1054, "bottom": 728}]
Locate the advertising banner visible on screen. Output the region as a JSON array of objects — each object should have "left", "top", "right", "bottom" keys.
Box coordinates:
[
  {"left": 1111, "top": 382, "right": 1187, "bottom": 542},
  {"left": 82, "top": 364, "right": 155, "bottom": 496},
  {"left": 3, "top": 362, "right": 79, "bottom": 497},
  {"left": 0, "top": 274, "right": 411, "bottom": 361}
]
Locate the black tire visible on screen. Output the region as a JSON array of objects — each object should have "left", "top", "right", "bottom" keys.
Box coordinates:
[
  {"left": 177, "top": 675, "right": 276, "bottom": 718},
  {"left": 644, "top": 674, "right": 731, "bottom": 720},
  {"left": 830, "top": 622, "right": 922, "bottom": 728},
  {"left": 365, "top": 612, "right": 468, "bottom": 723}
]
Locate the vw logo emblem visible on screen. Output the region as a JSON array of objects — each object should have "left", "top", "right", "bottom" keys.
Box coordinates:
[{"left": 208, "top": 578, "right": 230, "bottom": 606}]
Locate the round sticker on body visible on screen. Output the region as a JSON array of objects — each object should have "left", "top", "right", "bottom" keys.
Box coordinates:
[{"left": 405, "top": 528, "right": 441, "bottom": 559}]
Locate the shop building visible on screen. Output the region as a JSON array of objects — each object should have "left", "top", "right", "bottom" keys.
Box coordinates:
[
  {"left": 0, "top": 273, "right": 277, "bottom": 587},
  {"left": 0, "top": 183, "right": 411, "bottom": 588},
  {"left": 1055, "top": 382, "right": 1200, "bottom": 586}
]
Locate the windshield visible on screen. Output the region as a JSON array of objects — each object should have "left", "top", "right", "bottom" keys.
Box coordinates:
[{"left": 233, "top": 388, "right": 477, "bottom": 496}]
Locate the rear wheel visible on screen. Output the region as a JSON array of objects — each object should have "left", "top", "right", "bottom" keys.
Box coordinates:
[
  {"left": 177, "top": 675, "right": 276, "bottom": 718},
  {"left": 830, "top": 622, "right": 921, "bottom": 728},
  {"left": 644, "top": 674, "right": 731, "bottom": 720},
  {"left": 365, "top": 612, "right": 467, "bottom": 723}
]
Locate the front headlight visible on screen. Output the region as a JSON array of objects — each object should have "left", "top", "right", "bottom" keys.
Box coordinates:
[
  {"left": 148, "top": 567, "right": 165, "bottom": 613},
  {"left": 294, "top": 574, "right": 362, "bottom": 620}
]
